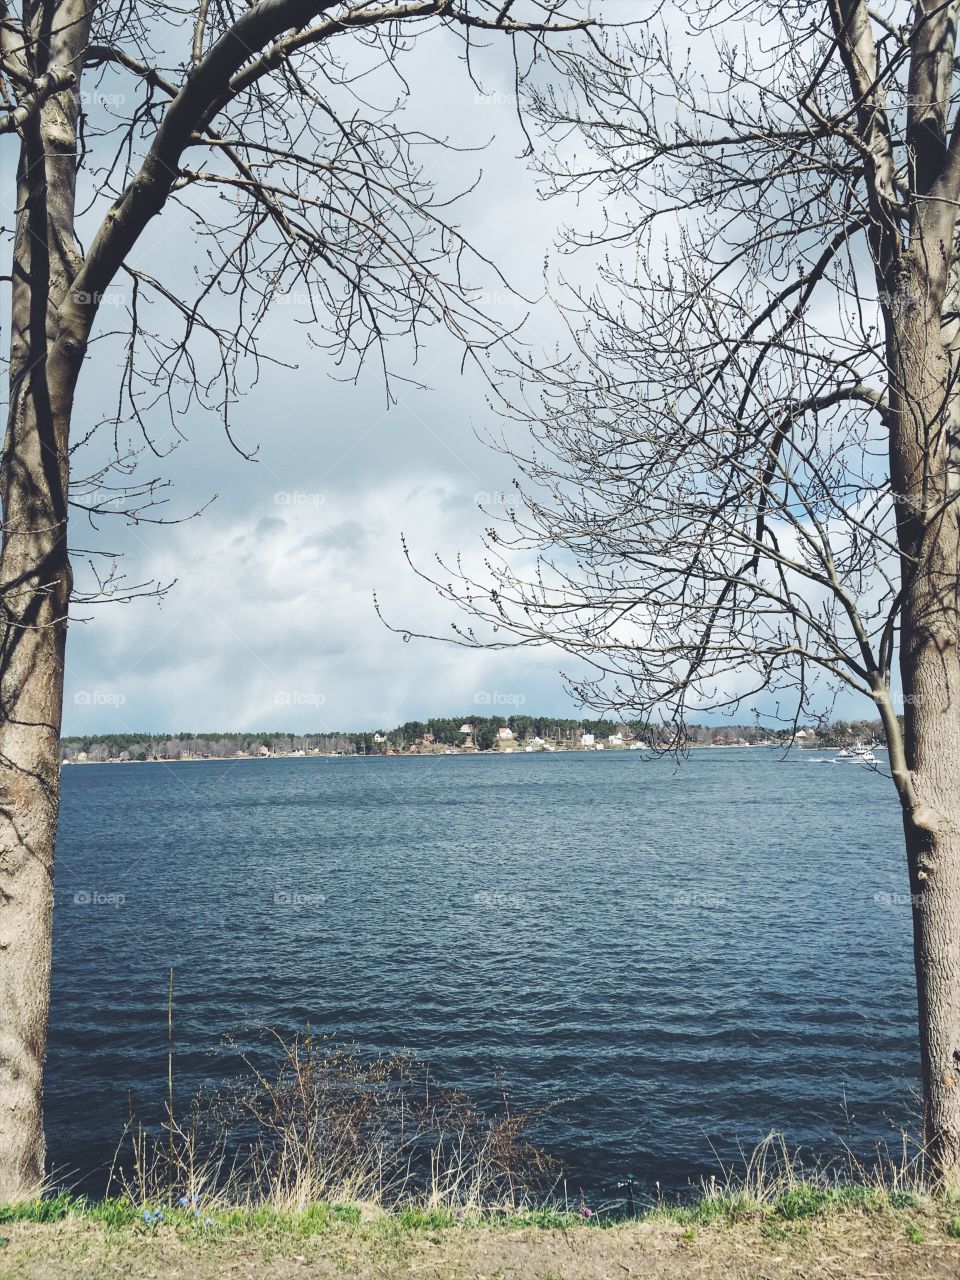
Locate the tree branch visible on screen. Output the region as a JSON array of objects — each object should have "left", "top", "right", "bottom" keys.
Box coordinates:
[{"left": 0, "top": 65, "right": 75, "bottom": 135}]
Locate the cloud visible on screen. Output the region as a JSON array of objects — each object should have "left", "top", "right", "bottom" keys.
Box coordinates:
[
  {"left": 61, "top": 28, "right": 585, "bottom": 734},
  {"left": 62, "top": 471, "right": 579, "bottom": 733},
  {"left": 59, "top": 12, "right": 876, "bottom": 736}
]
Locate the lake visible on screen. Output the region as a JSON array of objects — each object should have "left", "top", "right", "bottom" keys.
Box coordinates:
[{"left": 47, "top": 748, "right": 919, "bottom": 1199}]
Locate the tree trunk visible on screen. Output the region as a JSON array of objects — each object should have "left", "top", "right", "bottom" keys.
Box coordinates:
[
  {"left": 901, "top": 603, "right": 960, "bottom": 1185},
  {"left": 903, "top": 813, "right": 960, "bottom": 1183},
  {"left": 0, "top": 10, "right": 89, "bottom": 1198},
  {"left": 889, "top": 254, "right": 960, "bottom": 1187},
  {"left": 0, "top": 495, "right": 70, "bottom": 1200}
]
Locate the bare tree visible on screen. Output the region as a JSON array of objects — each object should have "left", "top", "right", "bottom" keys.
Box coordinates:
[
  {"left": 397, "top": 1, "right": 960, "bottom": 1185},
  {"left": 0, "top": 0, "right": 601, "bottom": 1200}
]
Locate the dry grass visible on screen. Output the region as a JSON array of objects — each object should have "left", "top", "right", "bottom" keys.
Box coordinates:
[
  {"left": 666, "top": 1129, "right": 932, "bottom": 1226},
  {"left": 4, "top": 1199, "right": 960, "bottom": 1280},
  {"left": 115, "top": 1030, "right": 559, "bottom": 1215},
  {"left": 5, "top": 1124, "right": 960, "bottom": 1280},
  {"left": 9, "top": 1020, "right": 959, "bottom": 1280}
]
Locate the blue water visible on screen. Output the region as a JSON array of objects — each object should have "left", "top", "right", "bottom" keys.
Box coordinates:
[{"left": 47, "top": 749, "right": 919, "bottom": 1196}]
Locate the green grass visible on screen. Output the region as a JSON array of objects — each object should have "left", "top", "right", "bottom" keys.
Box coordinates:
[
  {"left": 208, "top": 1203, "right": 361, "bottom": 1236},
  {"left": 889, "top": 1191, "right": 921, "bottom": 1210},
  {"left": 0, "top": 1181, "right": 956, "bottom": 1240},
  {"left": 644, "top": 1182, "right": 932, "bottom": 1230},
  {"left": 0, "top": 1193, "right": 77, "bottom": 1224},
  {"left": 650, "top": 1187, "right": 850, "bottom": 1228}
]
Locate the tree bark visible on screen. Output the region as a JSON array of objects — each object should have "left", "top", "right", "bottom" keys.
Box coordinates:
[
  {"left": 0, "top": 5, "right": 89, "bottom": 1199},
  {"left": 889, "top": 253, "right": 960, "bottom": 1186},
  {"left": 903, "top": 755, "right": 960, "bottom": 1184},
  {"left": 901, "top": 574, "right": 960, "bottom": 1185}
]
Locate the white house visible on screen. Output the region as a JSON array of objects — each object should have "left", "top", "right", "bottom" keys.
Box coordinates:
[
  {"left": 581, "top": 733, "right": 595, "bottom": 746},
  {"left": 608, "top": 732, "right": 624, "bottom": 746},
  {"left": 497, "top": 726, "right": 514, "bottom": 741}
]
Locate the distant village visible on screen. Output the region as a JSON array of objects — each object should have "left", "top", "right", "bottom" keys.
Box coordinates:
[{"left": 60, "top": 715, "right": 888, "bottom": 764}]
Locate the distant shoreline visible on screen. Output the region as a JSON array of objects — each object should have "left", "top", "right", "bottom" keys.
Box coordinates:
[
  {"left": 61, "top": 715, "right": 886, "bottom": 766},
  {"left": 61, "top": 741, "right": 832, "bottom": 765}
]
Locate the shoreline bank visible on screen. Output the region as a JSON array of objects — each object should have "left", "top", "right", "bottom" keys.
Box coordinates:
[{"left": 3, "top": 1191, "right": 959, "bottom": 1280}]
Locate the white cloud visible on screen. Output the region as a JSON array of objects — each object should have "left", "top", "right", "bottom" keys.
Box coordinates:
[{"left": 63, "top": 471, "right": 578, "bottom": 733}]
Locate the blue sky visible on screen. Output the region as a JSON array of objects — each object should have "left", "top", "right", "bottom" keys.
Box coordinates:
[
  {"left": 60, "top": 25, "right": 595, "bottom": 734},
  {"left": 55, "top": 10, "right": 879, "bottom": 736}
]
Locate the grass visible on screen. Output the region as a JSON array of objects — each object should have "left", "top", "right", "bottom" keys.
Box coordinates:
[
  {"left": 2, "top": 1120, "right": 954, "bottom": 1241},
  {"left": 4, "top": 1153, "right": 960, "bottom": 1280},
  {"left": 6, "top": 1186, "right": 959, "bottom": 1280},
  {"left": 6, "top": 1026, "right": 956, "bottom": 1262},
  {"left": 4, "top": 1174, "right": 960, "bottom": 1241},
  {"left": 113, "top": 1027, "right": 564, "bottom": 1216}
]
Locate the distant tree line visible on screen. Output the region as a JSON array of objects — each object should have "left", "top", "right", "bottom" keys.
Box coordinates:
[{"left": 60, "top": 716, "right": 888, "bottom": 762}]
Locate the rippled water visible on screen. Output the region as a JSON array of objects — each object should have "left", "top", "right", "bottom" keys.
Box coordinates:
[{"left": 47, "top": 748, "right": 919, "bottom": 1196}]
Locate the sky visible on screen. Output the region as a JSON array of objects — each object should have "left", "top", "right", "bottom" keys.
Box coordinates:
[
  {"left": 48, "top": 3, "right": 882, "bottom": 737},
  {"left": 60, "top": 16, "right": 598, "bottom": 735}
]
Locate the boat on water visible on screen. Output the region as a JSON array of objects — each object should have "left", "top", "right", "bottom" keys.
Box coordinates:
[{"left": 834, "top": 742, "right": 878, "bottom": 764}]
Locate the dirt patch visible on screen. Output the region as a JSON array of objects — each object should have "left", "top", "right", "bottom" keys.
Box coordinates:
[{"left": 3, "top": 1214, "right": 959, "bottom": 1280}]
